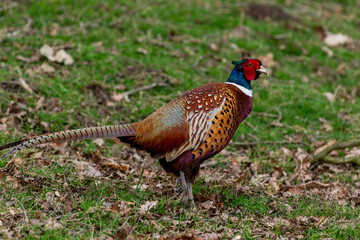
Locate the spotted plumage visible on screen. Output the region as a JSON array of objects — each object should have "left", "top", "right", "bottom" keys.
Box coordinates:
[{"left": 0, "top": 59, "right": 269, "bottom": 205}]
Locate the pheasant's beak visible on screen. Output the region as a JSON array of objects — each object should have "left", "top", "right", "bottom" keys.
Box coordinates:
[{"left": 257, "top": 66, "right": 269, "bottom": 75}]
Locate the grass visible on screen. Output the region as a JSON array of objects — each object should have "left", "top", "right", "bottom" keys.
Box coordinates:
[{"left": 1, "top": 0, "right": 360, "bottom": 238}]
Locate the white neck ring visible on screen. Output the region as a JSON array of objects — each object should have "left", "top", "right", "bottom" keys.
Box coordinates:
[{"left": 225, "top": 82, "right": 253, "bottom": 97}]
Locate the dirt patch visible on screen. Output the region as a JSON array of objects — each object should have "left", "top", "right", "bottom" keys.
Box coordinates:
[
  {"left": 245, "top": 3, "right": 299, "bottom": 22},
  {"left": 119, "top": 66, "right": 178, "bottom": 87}
]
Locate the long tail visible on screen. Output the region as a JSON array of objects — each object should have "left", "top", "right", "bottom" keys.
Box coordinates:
[{"left": 0, "top": 124, "right": 137, "bottom": 159}]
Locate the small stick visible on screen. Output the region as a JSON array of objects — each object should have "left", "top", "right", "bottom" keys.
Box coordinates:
[
  {"left": 231, "top": 140, "right": 308, "bottom": 147},
  {"left": 251, "top": 111, "right": 278, "bottom": 118},
  {"left": 21, "top": 203, "right": 29, "bottom": 224},
  {"left": 121, "top": 82, "right": 168, "bottom": 102},
  {"left": 311, "top": 139, "right": 360, "bottom": 164},
  {"left": 16, "top": 67, "right": 34, "bottom": 94}
]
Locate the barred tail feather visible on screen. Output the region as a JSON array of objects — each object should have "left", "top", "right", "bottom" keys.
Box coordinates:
[{"left": 0, "top": 124, "right": 137, "bottom": 159}]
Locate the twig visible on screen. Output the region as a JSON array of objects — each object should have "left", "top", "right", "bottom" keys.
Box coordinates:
[
  {"left": 270, "top": 108, "right": 283, "bottom": 127},
  {"left": 231, "top": 140, "right": 308, "bottom": 147},
  {"left": 121, "top": 82, "right": 168, "bottom": 102},
  {"left": 193, "top": 56, "right": 203, "bottom": 68},
  {"left": 244, "top": 121, "right": 257, "bottom": 130},
  {"left": 21, "top": 203, "right": 29, "bottom": 224},
  {"left": 16, "top": 67, "right": 34, "bottom": 94},
  {"left": 311, "top": 139, "right": 360, "bottom": 164},
  {"left": 251, "top": 111, "right": 278, "bottom": 118},
  {"left": 322, "top": 156, "right": 360, "bottom": 165}
]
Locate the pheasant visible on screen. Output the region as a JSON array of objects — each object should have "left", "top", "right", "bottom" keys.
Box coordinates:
[{"left": 0, "top": 58, "right": 268, "bottom": 205}]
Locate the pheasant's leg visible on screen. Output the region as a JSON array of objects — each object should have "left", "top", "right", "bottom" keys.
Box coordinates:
[
  {"left": 180, "top": 171, "right": 187, "bottom": 188},
  {"left": 180, "top": 171, "right": 190, "bottom": 203},
  {"left": 186, "top": 180, "right": 195, "bottom": 206}
]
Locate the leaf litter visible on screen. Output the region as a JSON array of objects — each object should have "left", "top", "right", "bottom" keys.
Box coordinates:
[{"left": 1, "top": 1, "right": 360, "bottom": 239}]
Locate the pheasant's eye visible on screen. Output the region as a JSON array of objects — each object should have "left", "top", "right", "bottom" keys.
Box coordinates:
[{"left": 248, "top": 62, "right": 253, "bottom": 66}]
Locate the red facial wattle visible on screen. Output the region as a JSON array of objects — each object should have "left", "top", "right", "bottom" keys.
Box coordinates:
[{"left": 241, "top": 59, "right": 261, "bottom": 81}]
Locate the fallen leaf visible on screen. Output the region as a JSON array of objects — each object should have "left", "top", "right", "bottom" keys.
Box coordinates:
[
  {"left": 0, "top": 124, "right": 7, "bottom": 131},
  {"left": 200, "top": 200, "right": 213, "bottom": 210},
  {"left": 49, "top": 23, "right": 60, "bottom": 36},
  {"left": 321, "top": 46, "right": 334, "bottom": 57},
  {"left": 336, "top": 63, "right": 348, "bottom": 75},
  {"left": 40, "top": 44, "right": 74, "bottom": 65},
  {"left": 301, "top": 76, "right": 309, "bottom": 83},
  {"left": 16, "top": 55, "right": 40, "bottom": 63},
  {"left": 115, "top": 225, "right": 132, "bottom": 240},
  {"left": 297, "top": 216, "right": 309, "bottom": 224},
  {"left": 137, "top": 47, "right": 148, "bottom": 55},
  {"left": 83, "top": 165, "right": 102, "bottom": 177},
  {"left": 45, "top": 217, "right": 63, "bottom": 230},
  {"left": 93, "top": 138, "right": 104, "bottom": 147},
  {"left": 54, "top": 49, "right": 74, "bottom": 65},
  {"left": 40, "top": 44, "right": 55, "bottom": 61},
  {"left": 111, "top": 92, "right": 125, "bottom": 102},
  {"left": 209, "top": 43, "right": 219, "bottom": 51},
  {"left": 103, "top": 161, "right": 129, "bottom": 172},
  {"left": 258, "top": 52, "right": 278, "bottom": 68},
  {"left": 228, "top": 26, "right": 250, "bottom": 39},
  {"left": 324, "top": 32, "right": 351, "bottom": 47},
  {"left": 318, "top": 117, "right": 333, "bottom": 132},
  {"left": 323, "top": 92, "right": 335, "bottom": 103},
  {"left": 139, "top": 201, "right": 157, "bottom": 214},
  {"left": 345, "top": 147, "right": 360, "bottom": 159},
  {"left": 294, "top": 147, "right": 312, "bottom": 172},
  {"left": 40, "top": 63, "right": 55, "bottom": 73},
  {"left": 132, "top": 184, "right": 148, "bottom": 190}
]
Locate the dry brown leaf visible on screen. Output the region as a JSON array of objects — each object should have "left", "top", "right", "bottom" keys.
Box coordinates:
[
  {"left": 294, "top": 147, "right": 312, "bottom": 172},
  {"left": 200, "top": 200, "right": 213, "bottom": 210},
  {"left": 336, "top": 63, "right": 348, "bottom": 75},
  {"left": 103, "top": 162, "right": 129, "bottom": 172},
  {"left": 40, "top": 63, "right": 55, "bottom": 73},
  {"left": 301, "top": 76, "right": 309, "bottom": 83},
  {"left": 40, "top": 44, "right": 74, "bottom": 65},
  {"left": 324, "top": 32, "right": 351, "bottom": 47},
  {"left": 318, "top": 117, "right": 333, "bottom": 132},
  {"left": 323, "top": 92, "right": 336, "bottom": 103},
  {"left": 111, "top": 92, "right": 125, "bottom": 102},
  {"left": 93, "top": 138, "right": 104, "bottom": 147},
  {"left": 300, "top": 181, "right": 332, "bottom": 190},
  {"left": 45, "top": 217, "right": 63, "bottom": 230},
  {"left": 54, "top": 49, "right": 74, "bottom": 65},
  {"left": 40, "top": 44, "right": 55, "bottom": 61},
  {"left": 71, "top": 160, "right": 102, "bottom": 177},
  {"left": 49, "top": 23, "right": 59, "bottom": 36},
  {"left": 209, "top": 43, "right": 219, "bottom": 51},
  {"left": 35, "top": 97, "right": 45, "bottom": 111},
  {"left": 321, "top": 46, "right": 334, "bottom": 57},
  {"left": 136, "top": 47, "right": 148, "bottom": 55},
  {"left": 139, "top": 201, "right": 157, "bottom": 214},
  {"left": 0, "top": 124, "right": 7, "bottom": 131},
  {"left": 228, "top": 26, "right": 250, "bottom": 39},
  {"left": 16, "top": 55, "right": 40, "bottom": 63},
  {"left": 269, "top": 177, "right": 279, "bottom": 193},
  {"left": 258, "top": 52, "right": 278, "bottom": 68},
  {"left": 297, "top": 216, "right": 309, "bottom": 224},
  {"left": 345, "top": 147, "right": 360, "bottom": 159}
]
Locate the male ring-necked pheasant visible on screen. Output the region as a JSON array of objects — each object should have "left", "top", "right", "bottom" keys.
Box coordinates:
[{"left": 0, "top": 59, "right": 268, "bottom": 204}]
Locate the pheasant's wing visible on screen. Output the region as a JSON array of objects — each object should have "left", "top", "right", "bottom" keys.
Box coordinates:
[
  {"left": 165, "top": 84, "right": 227, "bottom": 161},
  {"left": 134, "top": 83, "right": 227, "bottom": 161}
]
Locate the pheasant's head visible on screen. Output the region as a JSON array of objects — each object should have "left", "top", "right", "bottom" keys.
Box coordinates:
[
  {"left": 232, "top": 59, "right": 269, "bottom": 81},
  {"left": 227, "top": 58, "right": 269, "bottom": 91}
]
